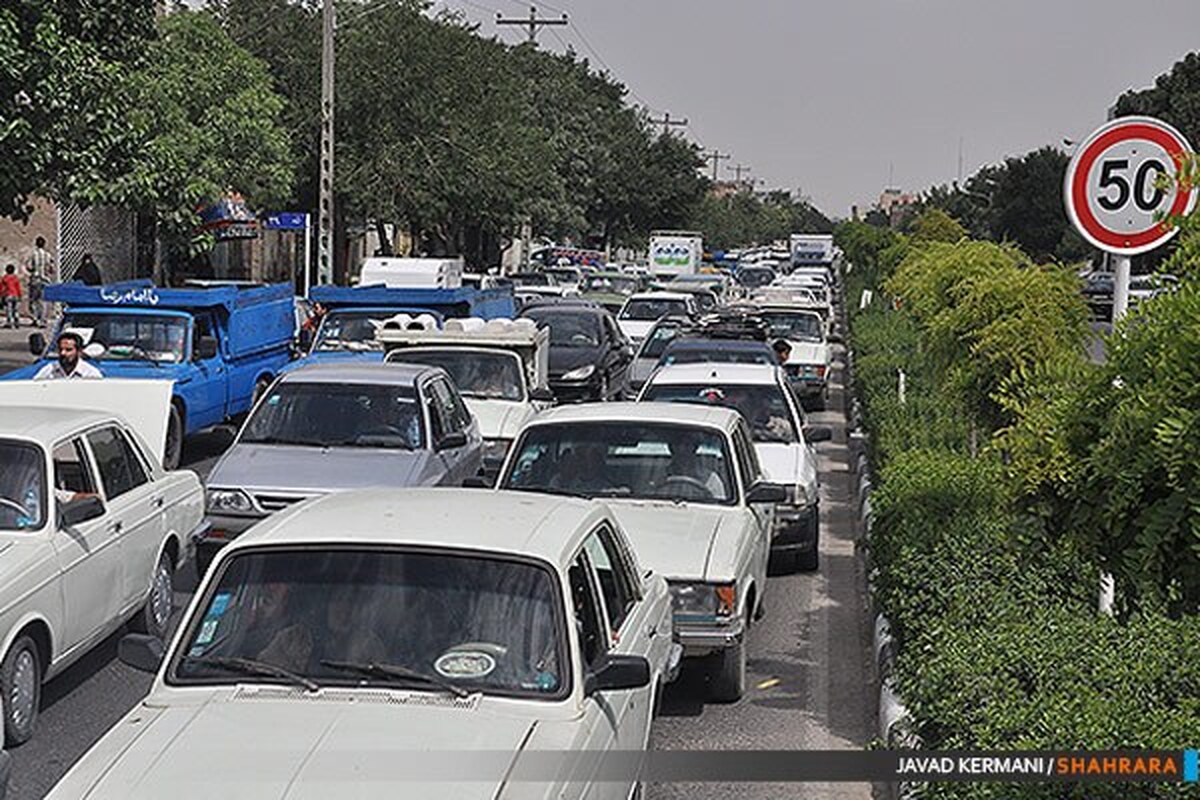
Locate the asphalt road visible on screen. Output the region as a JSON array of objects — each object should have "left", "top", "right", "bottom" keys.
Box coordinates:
[{"left": 4, "top": 352, "right": 874, "bottom": 800}]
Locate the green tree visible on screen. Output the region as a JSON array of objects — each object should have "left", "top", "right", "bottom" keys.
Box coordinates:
[
  {"left": 909, "top": 208, "right": 966, "bottom": 244},
  {"left": 81, "top": 11, "right": 295, "bottom": 254},
  {"left": 0, "top": 0, "right": 156, "bottom": 219},
  {"left": 1114, "top": 51, "right": 1200, "bottom": 152}
]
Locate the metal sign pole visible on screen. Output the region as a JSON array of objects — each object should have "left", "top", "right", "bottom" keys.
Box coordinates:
[
  {"left": 303, "top": 213, "right": 313, "bottom": 296},
  {"left": 1111, "top": 254, "right": 1131, "bottom": 322}
]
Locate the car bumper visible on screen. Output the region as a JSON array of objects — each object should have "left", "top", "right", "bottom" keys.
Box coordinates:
[
  {"left": 674, "top": 616, "right": 745, "bottom": 657},
  {"left": 549, "top": 378, "right": 602, "bottom": 403},
  {"left": 788, "top": 376, "right": 827, "bottom": 397},
  {"left": 198, "top": 512, "right": 267, "bottom": 551},
  {"left": 772, "top": 501, "right": 818, "bottom": 553}
]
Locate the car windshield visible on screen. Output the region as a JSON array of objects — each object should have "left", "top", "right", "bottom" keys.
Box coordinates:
[
  {"left": 241, "top": 382, "right": 424, "bottom": 449},
  {"left": 314, "top": 312, "right": 388, "bottom": 352},
  {"left": 503, "top": 422, "right": 736, "bottom": 505},
  {"left": 392, "top": 350, "right": 524, "bottom": 401},
  {"left": 620, "top": 298, "right": 689, "bottom": 321},
  {"left": 0, "top": 442, "right": 45, "bottom": 531},
  {"left": 759, "top": 312, "right": 824, "bottom": 342},
  {"left": 583, "top": 275, "right": 638, "bottom": 294},
  {"left": 661, "top": 343, "right": 775, "bottom": 367},
  {"left": 511, "top": 273, "right": 551, "bottom": 287},
  {"left": 523, "top": 311, "right": 601, "bottom": 348},
  {"left": 643, "top": 383, "right": 797, "bottom": 444},
  {"left": 738, "top": 269, "right": 775, "bottom": 288},
  {"left": 545, "top": 269, "right": 579, "bottom": 284},
  {"left": 171, "top": 548, "right": 567, "bottom": 700},
  {"left": 60, "top": 312, "right": 188, "bottom": 363},
  {"left": 638, "top": 321, "right": 683, "bottom": 359}
]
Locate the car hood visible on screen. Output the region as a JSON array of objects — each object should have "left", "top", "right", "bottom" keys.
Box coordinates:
[
  {"left": 617, "top": 320, "right": 655, "bottom": 341},
  {"left": 755, "top": 442, "right": 816, "bottom": 495},
  {"left": 630, "top": 358, "right": 659, "bottom": 389},
  {"left": 54, "top": 694, "right": 534, "bottom": 800},
  {"left": 464, "top": 399, "right": 535, "bottom": 441},
  {"left": 603, "top": 501, "right": 731, "bottom": 581},
  {"left": 281, "top": 351, "right": 384, "bottom": 374},
  {"left": 548, "top": 347, "right": 601, "bottom": 376},
  {"left": 208, "top": 444, "right": 433, "bottom": 493},
  {"left": 786, "top": 341, "right": 829, "bottom": 365}
]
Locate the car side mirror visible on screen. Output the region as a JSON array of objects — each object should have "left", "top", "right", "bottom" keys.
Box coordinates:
[
  {"left": 803, "top": 425, "right": 833, "bottom": 443},
  {"left": 195, "top": 335, "right": 219, "bottom": 360},
  {"left": 746, "top": 482, "right": 787, "bottom": 504},
  {"left": 437, "top": 431, "right": 468, "bottom": 451},
  {"left": 28, "top": 332, "right": 45, "bottom": 356},
  {"left": 529, "top": 387, "right": 555, "bottom": 403},
  {"left": 119, "top": 633, "right": 165, "bottom": 673},
  {"left": 584, "top": 654, "right": 651, "bottom": 695},
  {"left": 59, "top": 495, "right": 105, "bottom": 527}
]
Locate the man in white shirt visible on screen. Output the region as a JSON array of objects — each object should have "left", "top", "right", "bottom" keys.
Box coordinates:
[
  {"left": 33, "top": 332, "right": 103, "bottom": 380},
  {"left": 24, "top": 236, "right": 55, "bottom": 328}
]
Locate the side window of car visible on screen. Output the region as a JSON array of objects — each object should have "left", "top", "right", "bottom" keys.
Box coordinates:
[
  {"left": 604, "top": 315, "right": 623, "bottom": 347},
  {"left": 731, "top": 425, "right": 759, "bottom": 491},
  {"left": 193, "top": 314, "right": 214, "bottom": 361},
  {"left": 52, "top": 438, "right": 96, "bottom": 496},
  {"left": 87, "top": 426, "right": 148, "bottom": 500},
  {"left": 423, "top": 381, "right": 448, "bottom": 442},
  {"left": 568, "top": 553, "right": 608, "bottom": 668},
  {"left": 583, "top": 525, "right": 639, "bottom": 634},
  {"left": 442, "top": 380, "right": 472, "bottom": 432}
]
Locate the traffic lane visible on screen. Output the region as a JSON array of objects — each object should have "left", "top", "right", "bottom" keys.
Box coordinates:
[
  {"left": 648, "top": 354, "right": 874, "bottom": 799},
  {"left": 6, "top": 431, "right": 225, "bottom": 800}
]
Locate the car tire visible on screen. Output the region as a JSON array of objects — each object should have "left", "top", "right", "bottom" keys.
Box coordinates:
[
  {"left": 2, "top": 635, "right": 42, "bottom": 746},
  {"left": 130, "top": 550, "right": 175, "bottom": 639},
  {"left": 707, "top": 626, "right": 746, "bottom": 703},
  {"left": 164, "top": 403, "right": 184, "bottom": 471}
]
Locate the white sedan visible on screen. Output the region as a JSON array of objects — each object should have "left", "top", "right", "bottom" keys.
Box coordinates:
[
  {"left": 48, "top": 489, "right": 679, "bottom": 799},
  {"left": 0, "top": 381, "right": 204, "bottom": 744}
]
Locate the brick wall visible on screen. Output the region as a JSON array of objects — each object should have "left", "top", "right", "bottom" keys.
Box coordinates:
[{"left": 0, "top": 196, "right": 57, "bottom": 271}]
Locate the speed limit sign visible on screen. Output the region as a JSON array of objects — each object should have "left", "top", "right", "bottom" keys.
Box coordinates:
[{"left": 1064, "top": 116, "right": 1196, "bottom": 255}]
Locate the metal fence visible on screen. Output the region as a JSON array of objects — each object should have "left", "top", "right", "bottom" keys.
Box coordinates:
[{"left": 55, "top": 203, "right": 138, "bottom": 283}]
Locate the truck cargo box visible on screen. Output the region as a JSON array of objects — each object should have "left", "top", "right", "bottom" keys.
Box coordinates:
[{"left": 310, "top": 284, "right": 516, "bottom": 321}]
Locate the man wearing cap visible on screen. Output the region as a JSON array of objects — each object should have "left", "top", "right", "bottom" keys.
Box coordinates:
[{"left": 34, "top": 332, "right": 104, "bottom": 380}]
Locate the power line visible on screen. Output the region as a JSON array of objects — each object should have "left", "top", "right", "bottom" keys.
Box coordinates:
[{"left": 495, "top": 4, "right": 567, "bottom": 44}]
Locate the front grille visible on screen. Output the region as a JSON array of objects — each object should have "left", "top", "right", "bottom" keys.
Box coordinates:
[{"left": 254, "top": 493, "right": 311, "bottom": 512}]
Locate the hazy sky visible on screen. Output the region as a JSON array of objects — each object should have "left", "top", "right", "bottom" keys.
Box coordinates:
[{"left": 444, "top": 0, "right": 1200, "bottom": 218}]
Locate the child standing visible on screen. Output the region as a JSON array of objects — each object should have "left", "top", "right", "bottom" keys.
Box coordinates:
[{"left": 2, "top": 265, "right": 21, "bottom": 328}]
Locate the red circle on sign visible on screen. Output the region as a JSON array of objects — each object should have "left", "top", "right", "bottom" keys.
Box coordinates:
[{"left": 1065, "top": 118, "right": 1195, "bottom": 254}]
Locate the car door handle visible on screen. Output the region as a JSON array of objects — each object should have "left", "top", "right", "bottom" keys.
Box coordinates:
[
  {"left": 153, "top": 496, "right": 164, "bottom": 509},
  {"left": 108, "top": 521, "right": 123, "bottom": 534},
  {"left": 646, "top": 625, "right": 658, "bottom": 639}
]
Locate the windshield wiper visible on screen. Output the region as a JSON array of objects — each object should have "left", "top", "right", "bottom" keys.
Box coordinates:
[
  {"left": 182, "top": 655, "right": 320, "bottom": 692},
  {"left": 320, "top": 660, "right": 472, "bottom": 698}
]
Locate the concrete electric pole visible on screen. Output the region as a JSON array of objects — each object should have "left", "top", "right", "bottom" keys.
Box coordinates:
[
  {"left": 496, "top": 5, "right": 567, "bottom": 44},
  {"left": 318, "top": 0, "right": 335, "bottom": 285},
  {"left": 704, "top": 150, "right": 730, "bottom": 181},
  {"left": 729, "top": 163, "right": 752, "bottom": 184}
]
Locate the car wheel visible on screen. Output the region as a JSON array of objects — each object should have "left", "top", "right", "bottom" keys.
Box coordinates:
[
  {"left": 164, "top": 403, "right": 184, "bottom": 471},
  {"left": 798, "top": 514, "right": 820, "bottom": 571},
  {"left": 130, "top": 550, "right": 175, "bottom": 639},
  {"left": 707, "top": 625, "right": 746, "bottom": 703},
  {"left": 2, "top": 635, "right": 42, "bottom": 745}
]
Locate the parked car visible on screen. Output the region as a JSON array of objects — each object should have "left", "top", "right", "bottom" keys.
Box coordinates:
[
  {"left": 380, "top": 318, "right": 555, "bottom": 482},
  {"left": 0, "top": 380, "right": 204, "bottom": 743},
  {"left": 57, "top": 490, "right": 680, "bottom": 800},
  {"left": 616, "top": 292, "right": 698, "bottom": 344},
  {"left": 1081, "top": 270, "right": 1115, "bottom": 318},
  {"left": 1128, "top": 273, "right": 1178, "bottom": 308},
  {"left": 639, "top": 363, "right": 831, "bottom": 571},
  {"left": 199, "top": 363, "right": 482, "bottom": 572},
  {"left": 520, "top": 301, "right": 633, "bottom": 402},
  {"left": 499, "top": 403, "right": 783, "bottom": 701},
  {"left": 629, "top": 316, "right": 689, "bottom": 392}
]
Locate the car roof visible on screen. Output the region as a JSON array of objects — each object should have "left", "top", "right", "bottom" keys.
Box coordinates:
[
  {"left": 227, "top": 489, "right": 610, "bottom": 568},
  {"left": 0, "top": 405, "right": 115, "bottom": 444},
  {"left": 667, "top": 338, "right": 771, "bottom": 351},
  {"left": 626, "top": 292, "right": 694, "bottom": 303},
  {"left": 527, "top": 400, "right": 740, "bottom": 432},
  {"left": 645, "top": 363, "right": 784, "bottom": 386},
  {"left": 278, "top": 362, "right": 437, "bottom": 385},
  {"left": 520, "top": 300, "right": 605, "bottom": 314}
]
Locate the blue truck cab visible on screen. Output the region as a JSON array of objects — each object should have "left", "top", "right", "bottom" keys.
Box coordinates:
[
  {"left": 3, "top": 280, "right": 295, "bottom": 468},
  {"left": 292, "top": 283, "right": 516, "bottom": 369}
]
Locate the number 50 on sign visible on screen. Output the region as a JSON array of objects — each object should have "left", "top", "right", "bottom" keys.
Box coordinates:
[{"left": 1064, "top": 116, "right": 1196, "bottom": 256}]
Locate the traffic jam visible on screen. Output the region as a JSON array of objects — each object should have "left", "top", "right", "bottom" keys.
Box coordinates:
[{"left": 0, "top": 232, "right": 843, "bottom": 798}]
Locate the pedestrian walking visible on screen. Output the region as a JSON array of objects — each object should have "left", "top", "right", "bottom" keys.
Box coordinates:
[
  {"left": 76, "top": 254, "right": 103, "bottom": 286},
  {"left": 2, "top": 265, "right": 21, "bottom": 328},
  {"left": 24, "top": 235, "right": 54, "bottom": 328},
  {"left": 33, "top": 331, "right": 103, "bottom": 380}
]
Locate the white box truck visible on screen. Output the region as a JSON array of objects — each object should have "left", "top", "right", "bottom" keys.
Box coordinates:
[
  {"left": 789, "top": 234, "right": 834, "bottom": 267},
  {"left": 649, "top": 230, "right": 704, "bottom": 277},
  {"left": 358, "top": 257, "right": 464, "bottom": 289}
]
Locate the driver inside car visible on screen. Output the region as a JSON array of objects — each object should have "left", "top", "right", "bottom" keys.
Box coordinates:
[
  {"left": 548, "top": 442, "right": 616, "bottom": 494},
  {"left": 665, "top": 435, "right": 727, "bottom": 499}
]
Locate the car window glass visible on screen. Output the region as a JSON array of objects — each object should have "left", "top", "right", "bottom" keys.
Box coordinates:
[
  {"left": 443, "top": 380, "right": 472, "bottom": 431},
  {"left": 583, "top": 526, "right": 637, "bottom": 633},
  {"left": 87, "top": 426, "right": 148, "bottom": 499},
  {"left": 53, "top": 438, "right": 96, "bottom": 496},
  {"left": 424, "top": 382, "right": 448, "bottom": 441},
  {"left": 733, "top": 424, "right": 761, "bottom": 489},
  {"left": 568, "top": 554, "right": 607, "bottom": 667}
]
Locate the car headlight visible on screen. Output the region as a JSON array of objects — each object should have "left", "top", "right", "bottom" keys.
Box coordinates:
[
  {"left": 482, "top": 438, "right": 512, "bottom": 463},
  {"left": 669, "top": 582, "right": 736, "bottom": 618},
  {"left": 561, "top": 364, "right": 596, "bottom": 381},
  {"left": 206, "top": 488, "right": 254, "bottom": 514}
]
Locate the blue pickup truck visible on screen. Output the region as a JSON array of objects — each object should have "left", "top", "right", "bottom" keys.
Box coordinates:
[
  {"left": 294, "top": 283, "right": 517, "bottom": 368},
  {"left": 2, "top": 280, "right": 295, "bottom": 468}
]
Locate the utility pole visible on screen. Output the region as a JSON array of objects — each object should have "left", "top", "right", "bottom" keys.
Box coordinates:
[
  {"left": 649, "top": 111, "right": 688, "bottom": 136},
  {"left": 496, "top": 5, "right": 567, "bottom": 45},
  {"left": 704, "top": 149, "right": 730, "bottom": 181},
  {"left": 729, "top": 163, "right": 752, "bottom": 183},
  {"left": 318, "top": 0, "right": 335, "bottom": 285}
]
